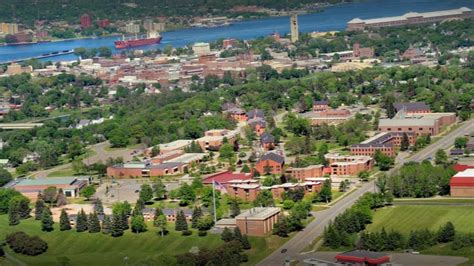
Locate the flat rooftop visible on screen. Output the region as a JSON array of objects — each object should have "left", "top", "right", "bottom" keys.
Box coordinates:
[
  {"left": 235, "top": 207, "right": 280, "bottom": 220},
  {"left": 158, "top": 139, "right": 192, "bottom": 150},
  {"left": 15, "top": 177, "right": 86, "bottom": 187},
  {"left": 166, "top": 153, "right": 205, "bottom": 163},
  {"left": 453, "top": 169, "right": 474, "bottom": 178}
]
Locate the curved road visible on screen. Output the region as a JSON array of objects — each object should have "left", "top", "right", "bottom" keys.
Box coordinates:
[{"left": 258, "top": 119, "right": 474, "bottom": 265}]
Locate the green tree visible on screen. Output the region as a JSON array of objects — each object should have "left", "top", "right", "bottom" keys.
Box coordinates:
[
  {"left": 35, "top": 197, "right": 46, "bottom": 220},
  {"left": 80, "top": 185, "right": 96, "bottom": 201},
  {"left": 435, "top": 149, "right": 448, "bottom": 166},
  {"left": 175, "top": 210, "right": 188, "bottom": 231},
  {"left": 454, "top": 137, "right": 468, "bottom": 149},
  {"left": 0, "top": 167, "right": 13, "bottom": 187},
  {"left": 76, "top": 209, "right": 88, "bottom": 232},
  {"left": 196, "top": 215, "right": 214, "bottom": 231},
  {"left": 178, "top": 183, "right": 196, "bottom": 206},
  {"left": 153, "top": 179, "right": 167, "bottom": 199},
  {"left": 191, "top": 206, "right": 203, "bottom": 228},
  {"left": 229, "top": 199, "right": 240, "bottom": 218},
  {"left": 221, "top": 227, "right": 234, "bottom": 242},
  {"left": 319, "top": 179, "right": 332, "bottom": 203},
  {"left": 241, "top": 235, "right": 251, "bottom": 250},
  {"left": 43, "top": 186, "right": 57, "bottom": 205},
  {"left": 56, "top": 189, "right": 68, "bottom": 207},
  {"left": 139, "top": 184, "right": 153, "bottom": 203},
  {"left": 219, "top": 143, "right": 235, "bottom": 160},
  {"left": 400, "top": 133, "right": 410, "bottom": 151},
  {"left": 374, "top": 150, "right": 393, "bottom": 171},
  {"left": 437, "top": 222, "right": 455, "bottom": 243},
  {"left": 111, "top": 214, "right": 124, "bottom": 237},
  {"left": 88, "top": 212, "right": 101, "bottom": 233},
  {"left": 94, "top": 199, "right": 104, "bottom": 215},
  {"left": 254, "top": 190, "right": 274, "bottom": 207},
  {"left": 273, "top": 217, "right": 289, "bottom": 237},
  {"left": 102, "top": 215, "right": 111, "bottom": 235},
  {"left": 41, "top": 208, "right": 54, "bottom": 232},
  {"left": 8, "top": 200, "right": 20, "bottom": 226},
  {"left": 131, "top": 214, "right": 147, "bottom": 233},
  {"left": 155, "top": 214, "right": 167, "bottom": 237},
  {"left": 59, "top": 209, "right": 71, "bottom": 231}
]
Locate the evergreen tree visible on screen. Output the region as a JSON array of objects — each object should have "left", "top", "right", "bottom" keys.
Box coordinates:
[
  {"left": 41, "top": 208, "right": 54, "bottom": 232},
  {"left": 59, "top": 209, "right": 71, "bottom": 231},
  {"left": 76, "top": 209, "right": 88, "bottom": 232},
  {"left": 8, "top": 200, "right": 20, "bottom": 226},
  {"left": 131, "top": 214, "right": 147, "bottom": 233},
  {"left": 230, "top": 199, "right": 240, "bottom": 218},
  {"left": 35, "top": 198, "right": 46, "bottom": 220},
  {"left": 120, "top": 212, "right": 129, "bottom": 230},
  {"left": 153, "top": 207, "right": 164, "bottom": 227},
  {"left": 175, "top": 210, "right": 188, "bottom": 231},
  {"left": 241, "top": 235, "right": 251, "bottom": 250},
  {"left": 133, "top": 199, "right": 144, "bottom": 216},
  {"left": 400, "top": 133, "right": 410, "bottom": 151},
  {"left": 234, "top": 227, "right": 244, "bottom": 245},
  {"left": 111, "top": 214, "right": 124, "bottom": 237},
  {"left": 139, "top": 184, "right": 154, "bottom": 203},
  {"left": 221, "top": 227, "right": 234, "bottom": 242},
  {"left": 88, "top": 212, "right": 101, "bottom": 233},
  {"left": 191, "top": 206, "right": 203, "bottom": 228},
  {"left": 318, "top": 179, "right": 332, "bottom": 203},
  {"left": 102, "top": 215, "right": 111, "bottom": 235},
  {"left": 437, "top": 222, "right": 455, "bottom": 243},
  {"left": 273, "top": 217, "right": 289, "bottom": 237},
  {"left": 155, "top": 214, "right": 167, "bottom": 237},
  {"left": 94, "top": 199, "right": 104, "bottom": 215},
  {"left": 56, "top": 189, "right": 68, "bottom": 206}
]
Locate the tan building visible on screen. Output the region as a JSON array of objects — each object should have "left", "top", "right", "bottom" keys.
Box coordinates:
[
  {"left": 325, "top": 153, "right": 374, "bottom": 176},
  {"left": 6, "top": 63, "right": 33, "bottom": 76},
  {"left": 144, "top": 140, "right": 193, "bottom": 156},
  {"left": 378, "top": 112, "right": 456, "bottom": 136},
  {"left": 0, "top": 23, "right": 19, "bottom": 34},
  {"left": 196, "top": 129, "right": 238, "bottom": 151},
  {"left": 235, "top": 207, "right": 281, "bottom": 236},
  {"left": 192, "top": 42, "right": 211, "bottom": 56}
]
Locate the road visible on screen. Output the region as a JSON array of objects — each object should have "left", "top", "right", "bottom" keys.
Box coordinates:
[{"left": 258, "top": 119, "right": 474, "bottom": 266}]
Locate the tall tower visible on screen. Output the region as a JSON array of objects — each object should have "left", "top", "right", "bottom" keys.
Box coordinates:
[{"left": 290, "top": 14, "right": 299, "bottom": 43}]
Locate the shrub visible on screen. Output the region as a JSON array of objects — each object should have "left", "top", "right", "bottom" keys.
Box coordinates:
[
  {"left": 182, "top": 230, "right": 192, "bottom": 236},
  {"left": 6, "top": 232, "right": 48, "bottom": 256},
  {"left": 198, "top": 231, "right": 207, "bottom": 237}
]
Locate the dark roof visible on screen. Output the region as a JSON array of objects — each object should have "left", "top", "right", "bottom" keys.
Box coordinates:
[
  {"left": 352, "top": 132, "right": 413, "bottom": 148},
  {"left": 150, "top": 162, "right": 185, "bottom": 169},
  {"left": 338, "top": 250, "right": 388, "bottom": 259},
  {"left": 450, "top": 149, "right": 464, "bottom": 156},
  {"left": 247, "top": 109, "right": 265, "bottom": 119},
  {"left": 260, "top": 132, "right": 275, "bottom": 144},
  {"left": 313, "top": 100, "right": 329, "bottom": 105},
  {"left": 248, "top": 118, "right": 266, "bottom": 128},
  {"left": 260, "top": 152, "right": 284, "bottom": 164},
  {"left": 222, "top": 102, "right": 237, "bottom": 111},
  {"left": 394, "top": 102, "right": 430, "bottom": 112}
]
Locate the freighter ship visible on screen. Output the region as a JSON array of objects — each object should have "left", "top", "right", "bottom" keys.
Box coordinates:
[{"left": 114, "top": 32, "right": 162, "bottom": 49}]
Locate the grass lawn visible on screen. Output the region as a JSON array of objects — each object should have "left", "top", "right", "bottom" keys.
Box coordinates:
[
  {"left": 423, "top": 244, "right": 474, "bottom": 266},
  {"left": 393, "top": 198, "right": 474, "bottom": 204},
  {"left": 47, "top": 168, "right": 76, "bottom": 178},
  {"left": 367, "top": 205, "right": 474, "bottom": 235},
  {"left": 0, "top": 214, "right": 285, "bottom": 265}
]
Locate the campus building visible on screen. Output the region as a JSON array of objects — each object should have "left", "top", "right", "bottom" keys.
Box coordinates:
[
  {"left": 6, "top": 177, "right": 90, "bottom": 200},
  {"left": 144, "top": 139, "right": 193, "bottom": 156},
  {"left": 347, "top": 7, "right": 473, "bottom": 30},
  {"left": 267, "top": 181, "right": 323, "bottom": 200},
  {"left": 285, "top": 165, "right": 326, "bottom": 181},
  {"left": 106, "top": 162, "right": 186, "bottom": 178},
  {"left": 394, "top": 102, "right": 431, "bottom": 114},
  {"left": 196, "top": 129, "right": 239, "bottom": 151},
  {"left": 325, "top": 153, "right": 374, "bottom": 176},
  {"left": 255, "top": 152, "right": 285, "bottom": 175},
  {"left": 351, "top": 132, "right": 416, "bottom": 157},
  {"left": 450, "top": 169, "right": 474, "bottom": 198},
  {"left": 378, "top": 112, "right": 456, "bottom": 136},
  {"left": 260, "top": 132, "right": 276, "bottom": 150},
  {"left": 235, "top": 207, "right": 281, "bottom": 236}
]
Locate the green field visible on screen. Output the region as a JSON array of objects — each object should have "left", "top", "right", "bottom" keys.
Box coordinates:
[
  {"left": 0, "top": 215, "right": 286, "bottom": 266},
  {"left": 367, "top": 205, "right": 474, "bottom": 234}
]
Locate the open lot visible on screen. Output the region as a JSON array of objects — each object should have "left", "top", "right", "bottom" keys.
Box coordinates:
[
  {"left": 367, "top": 205, "right": 474, "bottom": 234},
  {"left": 0, "top": 215, "right": 287, "bottom": 266}
]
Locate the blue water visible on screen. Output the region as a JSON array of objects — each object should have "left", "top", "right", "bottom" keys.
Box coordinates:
[{"left": 0, "top": 0, "right": 473, "bottom": 63}]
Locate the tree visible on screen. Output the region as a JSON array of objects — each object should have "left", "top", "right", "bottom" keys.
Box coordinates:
[
  {"left": 241, "top": 235, "right": 251, "bottom": 250},
  {"left": 435, "top": 149, "right": 448, "bottom": 166},
  {"left": 94, "top": 199, "right": 104, "bottom": 215},
  {"left": 400, "top": 133, "right": 410, "bottom": 151},
  {"left": 59, "top": 209, "right": 71, "bottom": 231},
  {"left": 133, "top": 198, "right": 145, "bottom": 216},
  {"left": 56, "top": 189, "right": 68, "bottom": 207},
  {"left": 35, "top": 197, "right": 46, "bottom": 220},
  {"left": 454, "top": 137, "right": 468, "bottom": 149},
  {"left": 153, "top": 179, "right": 167, "bottom": 199},
  {"left": 80, "top": 185, "right": 96, "bottom": 201},
  {"left": 8, "top": 200, "right": 20, "bottom": 226},
  {"left": 191, "top": 206, "right": 203, "bottom": 228},
  {"left": 131, "top": 214, "right": 147, "bottom": 233},
  {"left": 76, "top": 209, "right": 88, "bottom": 232},
  {"left": 151, "top": 146, "right": 160, "bottom": 157},
  {"left": 358, "top": 171, "right": 370, "bottom": 182},
  {"left": 178, "top": 183, "right": 196, "bottom": 206},
  {"left": 319, "top": 179, "right": 332, "bottom": 203},
  {"left": 196, "top": 215, "right": 214, "bottom": 231},
  {"left": 9, "top": 195, "right": 30, "bottom": 219},
  {"left": 0, "top": 167, "right": 13, "bottom": 187},
  {"left": 253, "top": 190, "right": 274, "bottom": 207},
  {"left": 43, "top": 186, "right": 57, "bottom": 205},
  {"left": 374, "top": 151, "right": 393, "bottom": 171},
  {"left": 219, "top": 143, "right": 235, "bottom": 160},
  {"left": 229, "top": 199, "right": 240, "bottom": 218},
  {"left": 88, "top": 212, "right": 101, "bottom": 233},
  {"left": 102, "top": 215, "right": 111, "bottom": 235},
  {"left": 221, "top": 227, "right": 234, "bottom": 242},
  {"left": 111, "top": 214, "right": 124, "bottom": 237},
  {"left": 175, "top": 210, "right": 188, "bottom": 231},
  {"left": 437, "top": 222, "right": 455, "bottom": 243},
  {"left": 139, "top": 184, "right": 153, "bottom": 203},
  {"left": 155, "top": 214, "right": 167, "bottom": 237},
  {"left": 41, "top": 208, "right": 54, "bottom": 232},
  {"left": 273, "top": 217, "right": 289, "bottom": 237}
]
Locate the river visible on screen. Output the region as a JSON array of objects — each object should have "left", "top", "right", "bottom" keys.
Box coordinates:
[{"left": 0, "top": 0, "right": 473, "bottom": 63}]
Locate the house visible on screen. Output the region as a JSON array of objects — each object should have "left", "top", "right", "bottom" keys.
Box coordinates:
[
  {"left": 226, "top": 107, "right": 248, "bottom": 122},
  {"left": 6, "top": 177, "right": 90, "bottom": 200},
  {"left": 235, "top": 207, "right": 281, "bottom": 236},
  {"left": 260, "top": 132, "right": 276, "bottom": 150},
  {"left": 313, "top": 100, "right": 329, "bottom": 112},
  {"left": 248, "top": 118, "right": 266, "bottom": 136},
  {"left": 255, "top": 152, "right": 285, "bottom": 175},
  {"left": 450, "top": 169, "right": 474, "bottom": 197}
]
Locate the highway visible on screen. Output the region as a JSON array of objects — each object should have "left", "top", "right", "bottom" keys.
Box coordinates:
[{"left": 258, "top": 119, "right": 474, "bottom": 266}]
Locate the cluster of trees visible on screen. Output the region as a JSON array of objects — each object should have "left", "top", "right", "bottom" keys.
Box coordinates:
[
  {"left": 74, "top": 47, "right": 113, "bottom": 59},
  {"left": 358, "top": 222, "right": 457, "bottom": 251},
  {"left": 273, "top": 200, "right": 312, "bottom": 237},
  {"left": 323, "top": 192, "right": 393, "bottom": 248},
  {"left": 386, "top": 161, "right": 454, "bottom": 198},
  {"left": 6, "top": 231, "right": 48, "bottom": 256}
]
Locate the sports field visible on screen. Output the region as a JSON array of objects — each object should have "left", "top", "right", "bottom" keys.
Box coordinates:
[
  {"left": 0, "top": 215, "right": 286, "bottom": 265},
  {"left": 367, "top": 205, "right": 474, "bottom": 234}
]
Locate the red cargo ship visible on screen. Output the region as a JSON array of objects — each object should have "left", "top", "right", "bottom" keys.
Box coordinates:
[{"left": 114, "top": 32, "right": 162, "bottom": 49}]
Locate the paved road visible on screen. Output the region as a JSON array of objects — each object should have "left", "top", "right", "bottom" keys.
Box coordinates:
[{"left": 258, "top": 119, "right": 474, "bottom": 266}]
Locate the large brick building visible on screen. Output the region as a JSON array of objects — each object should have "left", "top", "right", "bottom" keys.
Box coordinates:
[
  {"left": 268, "top": 181, "right": 322, "bottom": 200},
  {"left": 378, "top": 112, "right": 456, "bottom": 136},
  {"left": 6, "top": 177, "right": 90, "bottom": 200},
  {"left": 107, "top": 162, "right": 186, "bottom": 178},
  {"left": 450, "top": 169, "right": 474, "bottom": 197},
  {"left": 235, "top": 207, "right": 281, "bottom": 236},
  {"left": 255, "top": 152, "right": 285, "bottom": 175},
  {"left": 394, "top": 102, "right": 431, "bottom": 115},
  {"left": 325, "top": 153, "right": 374, "bottom": 176},
  {"left": 285, "top": 165, "right": 325, "bottom": 181},
  {"left": 351, "top": 132, "right": 416, "bottom": 157}
]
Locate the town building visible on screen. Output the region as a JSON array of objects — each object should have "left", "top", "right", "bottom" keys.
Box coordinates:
[
  {"left": 255, "top": 152, "right": 285, "bottom": 175},
  {"left": 313, "top": 100, "right": 329, "bottom": 112},
  {"left": 450, "top": 169, "right": 474, "bottom": 197},
  {"left": 353, "top": 42, "right": 374, "bottom": 58},
  {"left": 347, "top": 7, "right": 473, "bottom": 30},
  {"left": 351, "top": 132, "right": 416, "bottom": 157},
  {"left": 378, "top": 112, "right": 456, "bottom": 136},
  {"left": 125, "top": 23, "right": 140, "bottom": 34},
  {"left": 6, "top": 177, "right": 90, "bottom": 200},
  {"left": 401, "top": 47, "right": 426, "bottom": 63},
  {"left": 285, "top": 165, "right": 325, "bottom": 181},
  {"left": 325, "top": 153, "right": 374, "bottom": 176},
  {"left": 394, "top": 102, "right": 431, "bottom": 114},
  {"left": 97, "top": 19, "right": 110, "bottom": 28},
  {"left": 106, "top": 162, "right": 186, "bottom": 178},
  {"left": 143, "top": 20, "right": 165, "bottom": 32},
  {"left": 225, "top": 107, "right": 248, "bottom": 122},
  {"left": 335, "top": 250, "right": 390, "bottom": 265},
  {"left": 260, "top": 132, "right": 276, "bottom": 150},
  {"left": 268, "top": 181, "right": 322, "bottom": 200},
  {"left": 196, "top": 129, "right": 238, "bottom": 151},
  {"left": 301, "top": 108, "right": 352, "bottom": 126},
  {"left": 80, "top": 14, "right": 92, "bottom": 29},
  {"left": 0, "top": 23, "right": 19, "bottom": 34},
  {"left": 235, "top": 207, "right": 281, "bottom": 236},
  {"left": 144, "top": 140, "right": 193, "bottom": 156},
  {"left": 192, "top": 42, "right": 211, "bottom": 55}
]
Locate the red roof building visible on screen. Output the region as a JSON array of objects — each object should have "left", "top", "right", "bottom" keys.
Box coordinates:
[
  {"left": 202, "top": 171, "right": 253, "bottom": 185},
  {"left": 450, "top": 169, "right": 474, "bottom": 197},
  {"left": 335, "top": 250, "right": 390, "bottom": 265}
]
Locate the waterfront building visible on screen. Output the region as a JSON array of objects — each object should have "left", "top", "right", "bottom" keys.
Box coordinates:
[
  {"left": 192, "top": 42, "right": 211, "bottom": 55},
  {"left": 80, "top": 14, "right": 92, "bottom": 29},
  {"left": 125, "top": 23, "right": 140, "bottom": 34}
]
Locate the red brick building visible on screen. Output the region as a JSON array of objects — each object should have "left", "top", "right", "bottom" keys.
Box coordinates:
[
  {"left": 378, "top": 113, "right": 456, "bottom": 137},
  {"left": 450, "top": 169, "right": 474, "bottom": 197},
  {"left": 313, "top": 100, "right": 329, "bottom": 112},
  {"left": 285, "top": 165, "right": 325, "bottom": 181},
  {"left": 268, "top": 181, "right": 322, "bottom": 200},
  {"left": 353, "top": 42, "right": 374, "bottom": 58},
  {"left": 80, "top": 14, "right": 92, "bottom": 29},
  {"left": 260, "top": 132, "right": 276, "bottom": 150},
  {"left": 325, "top": 153, "right": 374, "bottom": 176},
  {"left": 106, "top": 162, "right": 186, "bottom": 178},
  {"left": 394, "top": 102, "right": 431, "bottom": 114},
  {"left": 235, "top": 207, "right": 281, "bottom": 236},
  {"left": 196, "top": 129, "right": 239, "bottom": 151},
  {"left": 255, "top": 153, "right": 285, "bottom": 175},
  {"left": 351, "top": 132, "right": 416, "bottom": 157}
]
